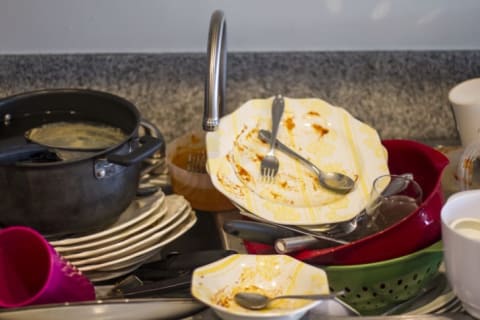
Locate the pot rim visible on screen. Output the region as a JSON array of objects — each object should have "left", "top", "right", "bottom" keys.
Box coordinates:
[{"left": 0, "top": 88, "right": 141, "bottom": 167}]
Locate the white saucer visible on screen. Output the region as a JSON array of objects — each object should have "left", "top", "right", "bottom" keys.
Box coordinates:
[
  {"left": 51, "top": 191, "right": 165, "bottom": 246},
  {"left": 60, "top": 195, "right": 189, "bottom": 259},
  {"left": 71, "top": 205, "right": 191, "bottom": 266},
  {"left": 77, "top": 210, "right": 197, "bottom": 272}
]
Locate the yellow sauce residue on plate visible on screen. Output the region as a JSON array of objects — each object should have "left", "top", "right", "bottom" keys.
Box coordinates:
[{"left": 206, "top": 97, "right": 389, "bottom": 225}]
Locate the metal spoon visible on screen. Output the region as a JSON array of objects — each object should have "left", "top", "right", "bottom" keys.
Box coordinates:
[
  {"left": 234, "top": 291, "right": 340, "bottom": 310},
  {"left": 258, "top": 129, "right": 355, "bottom": 194}
]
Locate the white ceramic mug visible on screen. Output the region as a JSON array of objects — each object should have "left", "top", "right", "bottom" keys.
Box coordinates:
[
  {"left": 449, "top": 78, "right": 480, "bottom": 148},
  {"left": 441, "top": 189, "right": 480, "bottom": 318}
]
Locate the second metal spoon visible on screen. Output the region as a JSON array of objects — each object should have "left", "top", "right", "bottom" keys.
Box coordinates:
[
  {"left": 234, "top": 291, "right": 340, "bottom": 310},
  {"left": 258, "top": 129, "right": 356, "bottom": 194}
]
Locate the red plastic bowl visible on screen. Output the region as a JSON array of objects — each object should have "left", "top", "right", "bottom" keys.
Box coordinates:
[{"left": 244, "top": 139, "right": 449, "bottom": 265}]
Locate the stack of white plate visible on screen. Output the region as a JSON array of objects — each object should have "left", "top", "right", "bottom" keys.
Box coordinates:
[{"left": 50, "top": 191, "right": 197, "bottom": 282}]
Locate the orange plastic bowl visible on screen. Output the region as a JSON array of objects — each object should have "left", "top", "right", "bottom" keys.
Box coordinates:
[
  {"left": 166, "top": 131, "right": 235, "bottom": 212},
  {"left": 244, "top": 139, "right": 449, "bottom": 265}
]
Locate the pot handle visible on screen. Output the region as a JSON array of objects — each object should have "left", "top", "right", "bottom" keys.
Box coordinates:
[
  {"left": 106, "top": 135, "right": 164, "bottom": 166},
  {"left": 138, "top": 119, "right": 166, "bottom": 156}
]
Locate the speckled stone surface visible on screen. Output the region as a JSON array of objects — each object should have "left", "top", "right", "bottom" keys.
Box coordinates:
[{"left": 1, "top": 51, "right": 479, "bottom": 143}]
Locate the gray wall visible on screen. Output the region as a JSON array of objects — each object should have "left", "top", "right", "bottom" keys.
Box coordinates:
[{"left": 0, "top": 0, "right": 479, "bottom": 53}]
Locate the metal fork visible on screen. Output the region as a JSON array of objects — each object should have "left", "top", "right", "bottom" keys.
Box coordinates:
[
  {"left": 260, "top": 95, "right": 285, "bottom": 182},
  {"left": 187, "top": 151, "right": 207, "bottom": 173}
]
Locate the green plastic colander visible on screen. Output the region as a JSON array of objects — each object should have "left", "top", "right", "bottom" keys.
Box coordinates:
[{"left": 322, "top": 241, "right": 443, "bottom": 315}]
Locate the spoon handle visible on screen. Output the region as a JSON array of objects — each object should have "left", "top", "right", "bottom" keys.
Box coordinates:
[{"left": 258, "top": 129, "right": 321, "bottom": 176}]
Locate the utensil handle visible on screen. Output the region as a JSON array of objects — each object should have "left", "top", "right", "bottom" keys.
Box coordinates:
[
  {"left": 118, "top": 273, "right": 193, "bottom": 298},
  {"left": 0, "top": 138, "right": 49, "bottom": 165},
  {"left": 239, "top": 210, "right": 349, "bottom": 245},
  {"left": 269, "top": 95, "right": 285, "bottom": 151},
  {"left": 275, "top": 235, "right": 325, "bottom": 254},
  {"left": 223, "top": 220, "right": 299, "bottom": 245},
  {"left": 259, "top": 129, "right": 321, "bottom": 176},
  {"left": 107, "top": 135, "right": 164, "bottom": 166}
]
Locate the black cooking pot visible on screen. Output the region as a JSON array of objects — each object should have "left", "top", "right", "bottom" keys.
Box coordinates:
[{"left": 0, "top": 89, "right": 164, "bottom": 237}]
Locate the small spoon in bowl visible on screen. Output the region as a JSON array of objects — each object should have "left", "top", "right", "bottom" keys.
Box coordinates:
[
  {"left": 258, "top": 130, "right": 355, "bottom": 194},
  {"left": 234, "top": 291, "right": 340, "bottom": 310}
]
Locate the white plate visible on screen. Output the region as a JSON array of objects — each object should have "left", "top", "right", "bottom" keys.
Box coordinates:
[
  {"left": 77, "top": 210, "right": 197, "bottom": 272},
  {"left": 206, "top": 97, "right": 389, "bottom": 225},
  {"left": 55, "top": 202, "right": 168, "bottom": 254},
  {"left": 50, "top": 191, "right": 166, "bottom": 246},
  {"left": 59, "top": 195, "right": 189, "bottom": 258},
  {"left": 91, "top": 247, "right": 162, "bottom": 273},
  {"left": 192, "top": 254, "right": 330, "bottom": 320},
  {"left": 83, "top": 262, "right": 145, "bottom": 283},
  {"left": 0, "top": 297, "right": 204, "bottom": 320},
  {"left": 71, "top": 204, "right": 191, "bottom": 266}
]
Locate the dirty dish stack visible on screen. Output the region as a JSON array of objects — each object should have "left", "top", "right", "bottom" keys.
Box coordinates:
[
  {"left": 49, "top": 191, "right": 197, "bottom": 282},
  {"left": 202, "top": 96, "right": 451, "bottom": 316}
]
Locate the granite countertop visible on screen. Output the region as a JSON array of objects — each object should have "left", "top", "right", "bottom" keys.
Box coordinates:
[{"left": 1, "top": 51, "right": 479, "bottom": 144}]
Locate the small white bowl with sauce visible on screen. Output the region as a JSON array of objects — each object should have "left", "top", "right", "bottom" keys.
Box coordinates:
[
  {"left": 441, "top": 190, "right": 480, "bottom": 319},
  {"left": 450, "top": 217, "right": 480, "bottom": 240},
  {"left": 191, "top": 254, "right": 331, "bottom": 320}
]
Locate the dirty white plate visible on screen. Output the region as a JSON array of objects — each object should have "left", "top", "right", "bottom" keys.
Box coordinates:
[
  {"left": 0, "top": 297, "right": 204, "bottom": 320},
  {"left": 71, "top": 204, "right": 191, "bottom": 266},
  {"left": 84, "top": 262, "right": 146, "bottom": 283},
  {"left": 58, "top": 195, "right": 189, "bottom": 258},
  {"left": 206, "top": 97, "right": 389, "bottom": 225},
  {"left": 82, "top": 248, "right": 162, "bottom": 282},
  {"left": 54, "top": 202, "right": 168, "bottom": 254},
  {"left": 192, "top": 254, "right": 330, "bottom": 320},
  {"left": 50, "top": 191, "right": 166, "bottom": 246},
  {"left": 77, "top": 209, "right": 197, "bottom": 272}
]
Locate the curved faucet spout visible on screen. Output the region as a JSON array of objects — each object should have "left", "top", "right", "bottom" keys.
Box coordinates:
[{"left": 203, "top": 10, "right": 227, "bottom": 132}]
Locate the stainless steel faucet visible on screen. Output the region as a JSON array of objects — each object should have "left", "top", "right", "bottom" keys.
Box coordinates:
[{"left": 203, "top": 10, "right": 227, "bottom": 132}]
